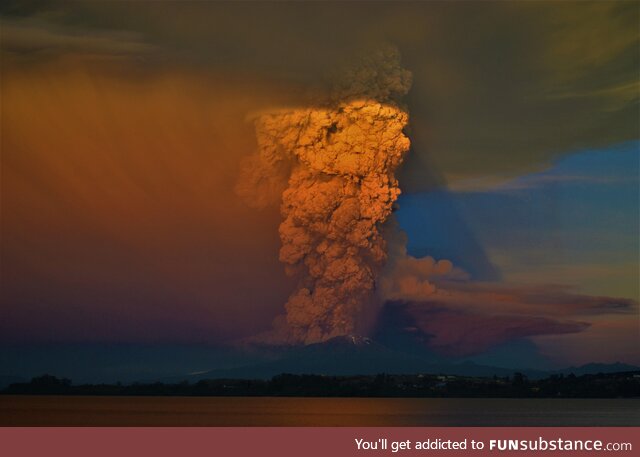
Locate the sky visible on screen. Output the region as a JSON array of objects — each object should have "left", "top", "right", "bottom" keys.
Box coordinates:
[{"left": 1, "top": 1, "right": 638, "bottom": 380}]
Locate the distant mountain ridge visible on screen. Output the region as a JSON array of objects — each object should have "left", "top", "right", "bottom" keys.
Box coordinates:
[
  {"left": 552, "top": 362, "right": 640, "bottom": 377},
  {"left": 163, "top": 335, "right": 639, "bottom": 383},
  {"left": 0, "top": 376, "right": 26, "bottom": 390}
]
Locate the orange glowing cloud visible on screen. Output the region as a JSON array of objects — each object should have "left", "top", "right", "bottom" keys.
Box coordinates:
[{"left": 1, "top": 57, "right": 308, "bottom": 343}]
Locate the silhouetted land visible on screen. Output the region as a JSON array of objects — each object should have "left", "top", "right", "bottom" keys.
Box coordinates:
[{"left": 3, "top": 371, "right": 639, "bottom": 398}]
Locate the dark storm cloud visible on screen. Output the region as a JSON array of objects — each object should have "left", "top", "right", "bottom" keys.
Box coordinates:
[
  {"left": 2, "top": 1, "right": 637, "bottom": 187},
  {"left": 1, "top": 20, "right": 152, "bottom": 57}
]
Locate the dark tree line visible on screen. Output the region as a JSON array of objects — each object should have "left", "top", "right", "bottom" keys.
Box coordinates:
[{"left": 3, "top": 371, "right": 639, "bottom": 398}]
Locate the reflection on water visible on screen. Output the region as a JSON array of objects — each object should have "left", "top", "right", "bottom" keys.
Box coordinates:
[{"left": 1, "top": 396, "right": 638, "bottom": 426}]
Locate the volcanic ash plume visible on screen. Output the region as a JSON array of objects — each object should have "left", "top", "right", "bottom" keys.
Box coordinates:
[
  {"left": 379, "top": 228, "right": 458, "bottom": 302},
  {"left": 237, "top": 47, "right": 412, "bottom": 344}
]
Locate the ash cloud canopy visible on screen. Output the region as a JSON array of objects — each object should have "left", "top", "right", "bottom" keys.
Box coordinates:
[{"left": 383, "top": 282, "right": 637, "bottom": 357}]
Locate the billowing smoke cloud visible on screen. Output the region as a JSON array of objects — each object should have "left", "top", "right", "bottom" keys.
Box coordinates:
[
  {"left": 235, "top": 45, "right": 633, "bottom": 354},
  {"left": 378, "top": 224, "right": 467, "bottom": 302},
  {"left": 237, "top": 46, "right": 414, "bottom": 344}
]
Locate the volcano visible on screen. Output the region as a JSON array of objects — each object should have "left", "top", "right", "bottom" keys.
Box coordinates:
[{"left": 177, "top": 335, "right": 553, "bottom": 381}]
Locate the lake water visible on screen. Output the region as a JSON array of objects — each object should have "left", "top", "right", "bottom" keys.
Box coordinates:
[{"left": 1, "top": 396, "right": 638, "bottom": 426}]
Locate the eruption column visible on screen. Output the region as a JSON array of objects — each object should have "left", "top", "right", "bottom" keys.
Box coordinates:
[{"left": 237, "top": 47, "right": 412, "bottom": 344}]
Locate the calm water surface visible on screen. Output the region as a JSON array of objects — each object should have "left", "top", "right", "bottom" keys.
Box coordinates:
[{"left": 1, "top": 396, "right": 638, "bottom": 426}]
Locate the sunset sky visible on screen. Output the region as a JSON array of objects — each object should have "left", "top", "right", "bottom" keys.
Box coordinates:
[{"left": 1, "top": 1, "right": 638, "bottom": 381}]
